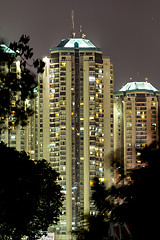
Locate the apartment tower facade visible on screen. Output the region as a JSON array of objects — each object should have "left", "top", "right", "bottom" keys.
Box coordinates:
[
  {"left": 30, "top": 37, "right": 114, "bottom": 239},
  {"left": 114, "top": 81, "right": 160, "bottom": 176}
]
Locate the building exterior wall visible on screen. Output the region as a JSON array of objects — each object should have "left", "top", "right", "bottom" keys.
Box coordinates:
[
  {"left": 114, "top": 86, "right": 160, "bottom": 178},
  {"left": 32, "top": 38, "right": 114, "bottom": 239},
  {"left": 103, "top": 58, "right": 114, "bottom": 187}
]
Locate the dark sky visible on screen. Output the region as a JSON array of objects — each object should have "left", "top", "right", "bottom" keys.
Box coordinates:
[{"left": 0, "top": 0, "right": 160, "bottom": 91}]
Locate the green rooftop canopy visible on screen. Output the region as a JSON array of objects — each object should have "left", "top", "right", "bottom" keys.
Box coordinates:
[
  {"left": 119, "top": 82, "right": 158, "bottom": 92},
  {"left": 0, "top": 44, "right": 16, "bottom": 54},
  {"left": 51, "top": 38, "right": 101, "bottom": 52},
  {"left": 57, "top": 38, "right": 96, "bottom": 48}
]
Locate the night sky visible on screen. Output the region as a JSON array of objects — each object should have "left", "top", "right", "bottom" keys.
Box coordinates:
[{"left": 1, "top": 0, "right": 160, "bottom": 91}]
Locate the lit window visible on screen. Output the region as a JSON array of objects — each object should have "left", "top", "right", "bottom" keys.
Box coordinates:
[
  {"left": 141, "top": 112, "right": 145, "bottom": 119},
  {"left": 99, "top": 178, "right": 104, "bottom": 182},
  {"left": 11, "top": 136, "right": 16, "bottom": 139},
  {"left": 89, "top": 76, "right": 95, "bottom": 82}
]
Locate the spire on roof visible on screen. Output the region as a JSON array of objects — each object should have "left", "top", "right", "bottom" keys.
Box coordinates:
[
  {"left": 80, "top": 25, "right": 86, "bottom": 39},
  {"left": 71, "top": 10, "right": 76, "bottom": 38}
]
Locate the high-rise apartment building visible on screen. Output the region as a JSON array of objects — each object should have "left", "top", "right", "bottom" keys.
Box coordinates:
[
  {"left": 33, "top": 37, "right": 114, "bottom": 239},
  {"left": 114, "top": 81, "right": 160, "bottom": 177}
]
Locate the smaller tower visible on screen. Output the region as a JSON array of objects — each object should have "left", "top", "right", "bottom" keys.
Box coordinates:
[{"left": 114, "top": 81, "right": 160, "bottom": 179}]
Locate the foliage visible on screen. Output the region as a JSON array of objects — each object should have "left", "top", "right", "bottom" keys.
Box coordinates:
[
  {"left": 75, "top": 178, "right": 116, "bottom": 240},
  {"left": 76, "top": 144, "right": 160, "bottom": 239},
  {"left": 0, "top": 142, "right": 63, "bottom": 240},
  {"left": 0, "top": 35, "right": 45, "bottom": 130},
  {"left": 114, "top": 145, "right": 160, "bottom": 240},
  {"left": 75, "top": 214, "right": 109, "bottom": 240}
]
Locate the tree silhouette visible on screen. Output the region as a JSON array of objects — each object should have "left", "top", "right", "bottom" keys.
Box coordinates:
[
  {"left": 0, "top": 35, "right": 45, "bottom": 130},
  {"left": 0, "top": 142, "right": 63, "bottom": 240},
  {"left": 76, "top": 144, "right": 160, "bottom": 240},
  {"left": 75, "top": 178, "right": 116, "bottom": 240}
]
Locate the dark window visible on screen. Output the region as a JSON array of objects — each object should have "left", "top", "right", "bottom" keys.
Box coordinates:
[
  {"left": 95, "top": 53, "right": 103, "bottom": 64},
  {"left": 50, "top": 52, "right": 59, "bottom": 63}
]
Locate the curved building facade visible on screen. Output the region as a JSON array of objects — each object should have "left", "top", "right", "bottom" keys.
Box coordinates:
[
  {"left": 36, "top": 38, "right": 114, "bottom": 239},
  {"left": 114, "top": 81, "right": 160, "bottom": 176}
]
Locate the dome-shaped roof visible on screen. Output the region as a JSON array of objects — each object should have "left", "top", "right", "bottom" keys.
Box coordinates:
[{"left": 119, "top": 82, "right": 158, "bottom": 92}]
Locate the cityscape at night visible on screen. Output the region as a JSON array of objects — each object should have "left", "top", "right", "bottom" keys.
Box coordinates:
[{"left": 0, "top": 1, "right": 160, "bottom": 240}]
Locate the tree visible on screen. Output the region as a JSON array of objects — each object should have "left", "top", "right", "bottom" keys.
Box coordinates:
[
  {"left": 112, "top": 144, "right": 160, "bottom": 240},
  {"left": 0, "top": 142, "right": 63, "bottom": 240},
  {"left": 75, "top": 178, "right": 115, "bottom": 240},
  {"left": 0, "top": 35, "right": 45, "bottom": 130}
]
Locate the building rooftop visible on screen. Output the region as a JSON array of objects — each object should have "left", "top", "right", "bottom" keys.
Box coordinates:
[
  {"left": 57, "top": 38, "right": 96, "bottom": 48},
  {"left": 118, "top": 82, "right": 159, "bottom": 93},
  {"left": 0, "top": 44, "right": 16, "bottom": 54},
  {"left": 50, "top": 38, "right": 101, "bottom": 52}
]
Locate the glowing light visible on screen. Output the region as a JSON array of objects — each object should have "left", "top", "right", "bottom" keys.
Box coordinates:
[
  {"left": 50, "top": 89, "right": 55, "bottom": 94},
  {"left": 43, "top": 56, "right": 49, "bottom": 63},
  {"left": 141, "top": 112, "right": 145, "bottom": 119},
  {"left": 61, "top": 62, "right": 66, "bottom": 66},
  {"left": 90, "top": 181, "right": 94, "bottom": 185},
  {"left": 25, "top": 99, "right": 29, "bottom": 105},
  {"left": 89, "top": 76, "right": 95, "bottom": 82},
  {"left": 49, "top": 94, "right": 54, "bottom": 98},
  {"left": 99, "top": 178, "right": 104, "bottom": 182}
]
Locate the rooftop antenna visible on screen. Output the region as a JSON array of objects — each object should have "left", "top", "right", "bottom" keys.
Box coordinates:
[
  {"left": 137, "top": 72, "right": 140, "bottom": 82},
  {"left": 80, "top": 25, "right": 86, "bottom": 39},
  {"left": 71, "top": 10, "right": 76, "bottom": 38},
  {"left": 145, "top": 77, "right": 148, "bottom": 83},
  {"left": 80, "top": 25, "right": 82, "bottom": 37}
]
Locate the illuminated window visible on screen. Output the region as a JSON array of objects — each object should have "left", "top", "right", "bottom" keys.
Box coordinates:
[
  {"left": 49, "top": 94, "right": 54, "bottom": 98},
  {"left": 11, "top": 136, "right": 16, "bottom": 139},
  {"left": 99, "top": 178, "right": 104, "bottom": 182},
  {"left": 90, "top": 116, "right": 94, "bottom": 120},
  {"left": 89, "top": 76, "right": 95, "bottom": 82},
  {"left": 141, "top": 112, "right": 145, "bottom": 119},
  {"left": 90, "top": 181, "right": 94, "bottom": 186}
]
